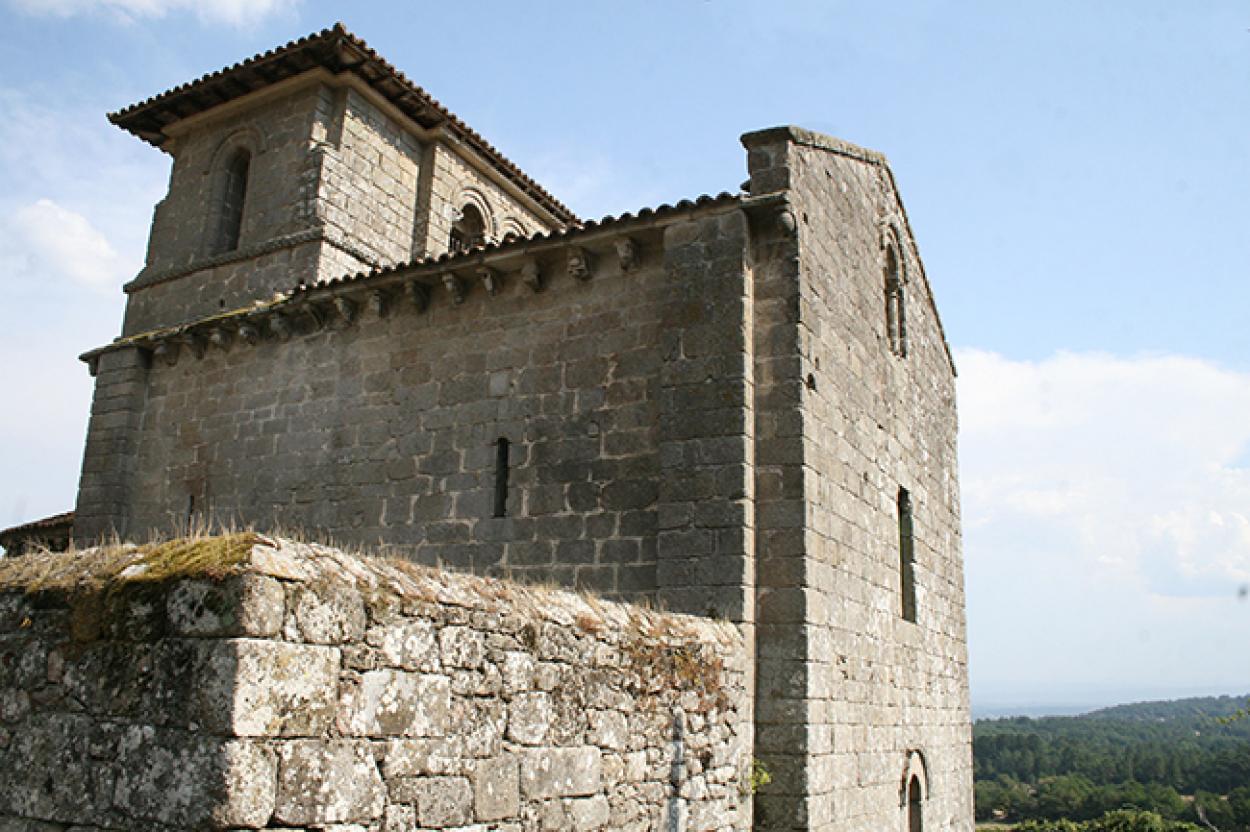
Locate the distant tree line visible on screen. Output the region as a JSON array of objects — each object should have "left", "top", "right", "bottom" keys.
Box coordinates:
[{"left": 974, "top": 695, "right": 1250, "bottom": 831}]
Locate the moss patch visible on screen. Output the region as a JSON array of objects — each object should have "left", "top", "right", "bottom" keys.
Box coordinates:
[{"left": 0, "top": 532, "right": 263, "bottom": 594}]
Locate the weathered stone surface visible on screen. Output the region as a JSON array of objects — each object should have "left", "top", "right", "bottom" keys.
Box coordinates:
[
  {"left": 519, "top": 746, "right": 602, "bottom": 799},
  {"left": 166, "top": 574, "right": 285, "bottom": 637},
  {"left": 339, "top": 670, "right": 449, "bottom": 737},
  {"left": 0, "top": 537, "right": 751, "bottom": 831},
  {"left": 216, "top": 740, "right": 278, "bottom": 827},
  {"left": 204, "top": 639, "right": 341, "bottom": 737},
  {"left": 366, "top": 619, "right": 439, "bottom": 671},
  {"left": 274, "top": 740, "right": 385, "bottom": 825},
  {"left": 505, "top": 692, "right": 551, "bottom": 745},
  {"left": 472, "top": 755, "right": 519, "bottom": 821},
  {"left": 292, "top": 583, "right": 366, "bottom": 645},
  {"left": 415, "top": 776, "right": 472, "bottom": 827}
]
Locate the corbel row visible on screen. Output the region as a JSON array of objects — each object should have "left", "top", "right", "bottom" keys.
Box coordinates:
[{"left": 122, "top": 234, "right": 645, "bottom": 368}]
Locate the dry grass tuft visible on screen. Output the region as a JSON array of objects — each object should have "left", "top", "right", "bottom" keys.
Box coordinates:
[{"left": 0, "top": 531, "right": 263, "bottom": 594}]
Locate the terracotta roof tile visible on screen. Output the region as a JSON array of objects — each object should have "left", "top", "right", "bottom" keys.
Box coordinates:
[
  {"left": 109, "top": 23, "right": 578, "bottom": 225},
  {"left": 289, "top": 191, "right": 742, "bottom": 296}
]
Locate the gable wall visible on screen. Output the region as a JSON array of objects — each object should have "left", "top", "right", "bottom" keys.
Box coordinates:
[{"left": 790, "top": 136, "right": 971, "bottom": 831}]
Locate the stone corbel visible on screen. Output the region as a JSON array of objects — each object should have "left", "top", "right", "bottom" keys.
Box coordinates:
[
  {"left": 85, "top": 355, "right": 100, "bottom": 377},
  {"left": 615, "top": 236, "right": 640, "bottom": 271},
  {"left": 775, "top": 207, "right": 798, "bottom": 236},
  {"left": 334, "top": 296, "right": 358, "bottom": 324},
  {"left": 520, "top": 258, "right": 542, "bottom": 292},
  {"left": 443, "top": 273, "right": 466, "bottom": 305},
  {"left": 568, "top": 247, "right": 593, "bottom": 282},
  {"left": 478, "top": 266, "right": 501, "bottom": 296},
  {"left": 367, "top": 289, "right": 387, "bottom": 317},
  {"left": 238, "top": 321, "right": 261, "bottom": 346},
  {"left": 269, "top": 313, "right": 292, "bottom": 342},
  {"left": 405, "top": 280, "right": 430, "bottom": 312},
  {"left": 153, "top": 339, "right": 179, "bottom": 367},
  {"left": 208, "top": 326, "right": 232, "bottom": 351},
  {"left": 182, "top": 332, "right": 207, "bottom": 360}
]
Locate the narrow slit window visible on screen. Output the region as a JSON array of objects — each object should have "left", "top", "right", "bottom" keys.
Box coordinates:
[
  {"left": 898, "top": 487, "right": 916, "bottom": 622},
  {"left": 217, "top": 149, "right": 250, "bottom": 254},
  {"left": 493, "top": 437, "right": 510, "bottom": 517}
]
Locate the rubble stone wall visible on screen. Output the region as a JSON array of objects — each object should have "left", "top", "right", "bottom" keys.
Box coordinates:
[{"left": 0, "top": 538, "right": 751, "bottom": 831}]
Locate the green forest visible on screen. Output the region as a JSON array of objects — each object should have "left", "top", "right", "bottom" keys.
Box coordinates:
[{"left": 974, "top": 694, "right": 1250, "bottom": 832}]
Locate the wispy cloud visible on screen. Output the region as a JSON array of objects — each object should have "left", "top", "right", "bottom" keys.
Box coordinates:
[
  {"left": 960, "top": 348, "right": 1250, "bottom": 704},
  {"left": 8, "top": 0, "right": 299, "bottom": 27},
  {"left": 7, "top": 199, "right": 135, "bottom": 291}
]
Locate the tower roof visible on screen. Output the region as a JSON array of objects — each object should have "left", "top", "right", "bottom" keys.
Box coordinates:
[{"left": 108, "top": 23, "right": 579, "bottom": 226}]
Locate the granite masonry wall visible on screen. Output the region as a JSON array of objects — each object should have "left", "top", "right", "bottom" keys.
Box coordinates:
[
  {"left": 0, "top": 536, "right": 751, "bottom": 831},
  {"left": 743, "top": 127, "right": 973, "bottom": 831},
  {"left": 78, "top": 207, "right": 755, "bottom": 611},
  {"left": 121, "top": 77, "right": 559, "bottom": 338}
]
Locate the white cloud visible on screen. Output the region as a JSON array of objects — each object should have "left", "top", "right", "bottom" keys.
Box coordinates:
[
  {"left": 959, "top": 348, "right": 1250, "bottom": 706},
  {"left": 8, "top": 199, "right": 134, "bottom": 291},
  {"left": 9, "top": 0, "right": 299, "bottom": 27}
]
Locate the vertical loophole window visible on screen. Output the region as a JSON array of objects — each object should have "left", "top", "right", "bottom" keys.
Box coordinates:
[
  {"left": 217, "top": 148, "right": 251, "bottom": 254},
  {"left": 898, "top": 487, "right": 916, "bottom": 622},
  {"left": 885, "top": 242, "right": 907, "bottom": 357},
  {"left": 493, "top": 438, "right": 510, "bottom": 517}
]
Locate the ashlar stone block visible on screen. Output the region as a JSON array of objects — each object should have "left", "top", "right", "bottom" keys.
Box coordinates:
[
  {"left": 519, "top": 746, "right": 601, "bottom": 799},
  {"left": 339, "top": 669, "right": 450, "bottom": 737},
  {"left": 274, "top": 740, "right": 386, "bottom": 825}
]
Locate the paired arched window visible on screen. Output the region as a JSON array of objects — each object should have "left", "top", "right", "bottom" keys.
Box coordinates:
[
  {"left": 449, "top": 204, "right": 487, "bottom": 254},
  {"left": 214, "top": 148, "right": 251, "bottom": 254},
  {"left": 884, "top": 238, "right": 907, "bottom": 357}
]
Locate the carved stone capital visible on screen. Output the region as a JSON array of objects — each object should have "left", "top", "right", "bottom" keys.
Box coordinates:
[
  {"left": 182, "top": 332, "right": 206, "bottom": 360},
  {"left": 615, "top": 236, "right": 639, "bottom": 271},
  {"left": 444, "top": 274, "right": 466, "bottom": 304},
  {"left": 269, "top": 313, "right": 292, "bottom": 342},
  {"left": 775, "top": 208, "right": 798, "bottom": 236},
  {"left": 238, "top": 322, "right": 261, "bottom": 346},
  {"left": 334, "top": 296, "right": 358, "bottom": 324},
  {"left": 367, "top": 290, "right": 387, "bottom": 317},
  {"left": 520, "top": 258, "right": 542, "bottom": 292},
  {"left": 478, "top": 266, "right": 501, "bottom": 296},
  {"left": 568, "top": 247, "right": 593, "bottom": 282},
  {"left": 153, "top": 340, "right": 179, "bottom": 367},
  {"left": 405, "top": 280, "right": 430, "bottom": 312},
  {"left": 208, "top": 326, "right": 232, "bottom": 350}
]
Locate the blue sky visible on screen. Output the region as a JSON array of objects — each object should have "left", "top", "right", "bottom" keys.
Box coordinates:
[{"left": 0, "top": 0, "right": 1247, "bottom": 711}]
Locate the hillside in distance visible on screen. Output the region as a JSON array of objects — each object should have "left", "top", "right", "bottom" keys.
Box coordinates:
[{"left": 974, "top": 692, "right": 1250, "bottom": 828}]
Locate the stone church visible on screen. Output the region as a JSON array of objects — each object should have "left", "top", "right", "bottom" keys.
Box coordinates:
[{"left": 13, "top": 23, "right": 972, "bottom": 831}]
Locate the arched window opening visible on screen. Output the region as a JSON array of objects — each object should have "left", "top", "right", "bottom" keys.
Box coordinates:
[
  {"left": 449, "top": 204, "right": 487, "bottom": 254},
  {"left": 885, "top": 242, "right": 907, "bottom": 357},
  {"left": 907, "top": 775, "right": 923, "bottom": 832},
  {"left": 216, "top": 148, "right": 251, "bottom": 254},
  {"left": 898, "top": 487, "right": 916, "bottom": 622}
]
